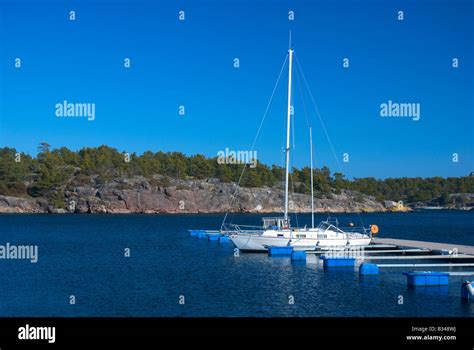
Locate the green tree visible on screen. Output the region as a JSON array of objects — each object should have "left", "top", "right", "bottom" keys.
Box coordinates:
[{"left": 439, "top": 192, "right": 451, "bottom": 206}]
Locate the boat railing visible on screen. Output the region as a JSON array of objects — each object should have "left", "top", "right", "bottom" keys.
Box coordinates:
[
  {"left": 343, "top": 226, "right": 371, "bottom": 238},
  {"left": 221, "top": 223, "right": 263, "bottom": 234},
  {"left": 343, "top": 226, "right": 369, "bottom": 233},
  {"left": 319, "top": 223, "right": 345, "bottom": 235},
  {"left": 221, "top": 222, "right": 370, "bottom": 238},
  {"left": 325, "top": 217, "right": 339, "bottom": 227},
  {"left": 319, "top": 222, "right": 370, "bottom": 238}
]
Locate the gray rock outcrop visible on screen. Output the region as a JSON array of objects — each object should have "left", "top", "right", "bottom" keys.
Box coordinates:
[{"left": 0, "top": 176, "right": 387, "bottom": 214}]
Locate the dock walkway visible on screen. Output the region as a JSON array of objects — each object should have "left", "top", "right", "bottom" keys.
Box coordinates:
[{"left": 372, "top": 237, "right": 474, "bottom": 255}]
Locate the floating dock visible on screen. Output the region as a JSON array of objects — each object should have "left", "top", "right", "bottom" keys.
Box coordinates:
[
  {"left": 363, "top": 254, "right": 473, "bottom": 260},
  {"left": 320, "top": 256, "right": 356, "bottom": 268},
  {"left": 377, "top": 263, "right": 474, "bottom": 268},
  {"left": 188, "top": 229, "right": 474, "bottom": 267},
  {"left": 373, "top": 237, "right": 474, "bottom": 255},
  {"left": 358, "top": 248, "right": 430, "bottom": 254},
  {"left": 268, "top": 246, "right": 294, "bottom": 256},
  {"left": 403, "top": 271, "right": 449, "bottom": 286}
]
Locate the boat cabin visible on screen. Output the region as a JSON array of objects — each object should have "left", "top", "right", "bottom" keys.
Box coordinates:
[
  {"left": 262, "top": 217, "right": 290, "bottom": 230},
  {"left": 317, "top": 218, "right": 340, "bottom": 230}
]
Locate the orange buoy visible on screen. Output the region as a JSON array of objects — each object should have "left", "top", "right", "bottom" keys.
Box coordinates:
[
  {"left": 349, "top": 222, "right": 354, "bottom": 227},
  {"left": 370, "top": 224, "right": 379, "bottom": 235}
]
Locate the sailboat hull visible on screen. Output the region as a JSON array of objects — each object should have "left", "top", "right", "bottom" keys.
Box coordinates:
[
  {"left": 230, "top": 233, "right": 371, "bottom": 252},
  {"left": 230, "top": 234, "right": 290, "bottom": 252}
]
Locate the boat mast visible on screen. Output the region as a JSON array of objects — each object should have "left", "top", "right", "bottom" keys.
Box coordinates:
[
  {"left": 284, "top": 46, "right": 294, "bottom": 223},
  {"left": 309, "top": 127, "right": 315, "bottom": 229}
]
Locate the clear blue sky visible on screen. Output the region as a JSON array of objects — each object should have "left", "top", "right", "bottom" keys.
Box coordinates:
[{"left": 0, "top": 0, "right": 472, "bottom": 179}]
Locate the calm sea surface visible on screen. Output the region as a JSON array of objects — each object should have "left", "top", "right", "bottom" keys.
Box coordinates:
[{"left": 0, "top": 211, "right": 473, "bottom": 317}]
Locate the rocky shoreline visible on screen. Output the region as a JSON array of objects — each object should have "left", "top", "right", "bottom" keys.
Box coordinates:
[
  {"left": 0, "top": 176, "right": 402, "bottom": 214},
  {"left": 2, "top": 176, "right": 471, "bottom": 214}
]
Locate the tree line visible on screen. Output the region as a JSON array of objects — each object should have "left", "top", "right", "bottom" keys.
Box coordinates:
[{"left": 0, "top": 144, "right": 472, "bottom": 205}]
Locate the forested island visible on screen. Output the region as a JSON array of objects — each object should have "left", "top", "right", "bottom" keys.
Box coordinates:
[{"left": 0, "top": 144, "right": 472, "bottom": 213}]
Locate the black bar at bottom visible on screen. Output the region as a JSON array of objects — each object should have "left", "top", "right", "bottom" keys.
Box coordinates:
[{"left": 0, "top": 317, "right": 472, "bottom": 345}]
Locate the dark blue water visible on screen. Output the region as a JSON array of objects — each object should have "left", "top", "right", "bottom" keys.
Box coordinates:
[{"left": 0, "top": 211, "right": 473, "bottom": 317}]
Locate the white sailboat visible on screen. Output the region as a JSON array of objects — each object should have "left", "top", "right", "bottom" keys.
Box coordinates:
[{"left": 222, "top": 44, "right": 373, "bottom": 252}]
